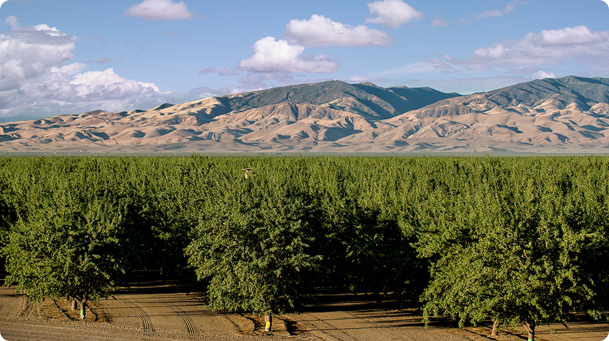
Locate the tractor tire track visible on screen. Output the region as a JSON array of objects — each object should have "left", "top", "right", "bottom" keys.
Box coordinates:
[
  {"left": 133, "top": 305, "right": 154, "bottom": 334},
  {"left": 160, "top": 297, "right": 199, "bottom": 337},
  {"left": 16, "top": 296, "right": 33, "bottom": 318},
  {"left": 174, "top": 306, "right": 198, "bottom": 337},
  {"left": 116, "top": 296, "right": 155, "bottom": 334}
]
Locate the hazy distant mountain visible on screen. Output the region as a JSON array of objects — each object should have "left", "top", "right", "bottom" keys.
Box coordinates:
[
  {"left": 411, "top": 76, "right": 609, "bottom": 118},
  {"left": 1, "top": 76, "right": 609, "bottom": 155},
  {"left": 382, "top": 76, "right": 609, "bottom": 153}
]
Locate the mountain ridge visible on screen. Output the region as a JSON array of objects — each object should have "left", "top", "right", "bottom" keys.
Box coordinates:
[{"left": 2, "top": 76, "right": 609, "bottom": 154}]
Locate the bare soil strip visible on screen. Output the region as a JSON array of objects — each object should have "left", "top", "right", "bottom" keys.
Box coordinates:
[
  {"left": 121, "top": 297, "right": 154, "bottom": 334},
  {"left": 2, "top": 283, "right": 609, "bottom": 341},
  {"left": 169, "top": 305, "right": 198, "bottom": 336}
]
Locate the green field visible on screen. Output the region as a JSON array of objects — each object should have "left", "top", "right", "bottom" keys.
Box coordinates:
[{"left": 1, "top": 156, "right": 608, "bottom": 338}]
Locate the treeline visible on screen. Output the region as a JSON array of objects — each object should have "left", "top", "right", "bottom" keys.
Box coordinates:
[{"left": 0, "top": 156, "right": 608, "bottom": 338}]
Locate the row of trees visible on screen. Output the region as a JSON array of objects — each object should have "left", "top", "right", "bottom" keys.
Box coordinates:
[
  {"left": 412, "top": 158, "right": 609, "bottom": 339},
  {"left": 0, "top": 156, "right": 608, "bottom": 338}
]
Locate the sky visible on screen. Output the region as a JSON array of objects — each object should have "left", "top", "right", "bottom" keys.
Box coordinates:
[{"left": 1, "top": 0, "right": 609, "bottom": 122}]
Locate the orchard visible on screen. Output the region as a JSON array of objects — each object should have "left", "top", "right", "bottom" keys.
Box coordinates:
[{"left": 0, "top": 155, "right": 607, "bottom": 339}]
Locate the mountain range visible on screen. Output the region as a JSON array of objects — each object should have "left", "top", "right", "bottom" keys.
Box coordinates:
[{"left": 2, "top": 75, "right": 609, "bottom": 155}]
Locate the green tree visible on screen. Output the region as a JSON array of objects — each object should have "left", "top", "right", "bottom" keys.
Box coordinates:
[
  {"left": 417, "top": 159, "right": 601, "bottom": 340},
  {"left": 2, "top": 162, "right": 133, "bottom": 319},
  {"left": 0, "top": 174, "right": 16, "bottom": 272},
  {"left": 186, "top": 171, "right": 320, "bottom": 317}
]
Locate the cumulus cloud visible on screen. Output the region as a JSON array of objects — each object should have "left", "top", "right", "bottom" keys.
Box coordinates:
[
  {"left": 365, "top": 0, "right": 424, "bottom": 29},
  {"left": 70, "top": 69, "right": 160, "bottom": 100},
  {"left": 398, "top": 26, "right": 609, "bottom": 77},
  {"left": 238, "top": 37, "right": 340, "bottom": 73},
  {"left": 0, "top": 18, "right": 171, "bottom": 119},
  {"left": 124, "top": 0, "right": 195, "bottom": 21},
  {"left": 285, "top": 15, "right": 393, "bottom": 47},
  {"left": 0, "top": 17, "right": 76, "bottom": 92},
  {"left": 462, "top": 26, "right": 609, "bottom": 71},
  {"left": 381, "top": 25, "right": 609, "bottom": 93}
]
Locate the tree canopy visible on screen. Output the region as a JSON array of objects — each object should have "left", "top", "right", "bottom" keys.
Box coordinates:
[{"left": 0, "top": 155, "right": 607, "bottom": 337}]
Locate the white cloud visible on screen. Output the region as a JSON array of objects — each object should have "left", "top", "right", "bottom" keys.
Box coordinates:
[
  {"left": 236, "top": 72, "right": 295, "bottom": 91},
  {"left": 4, "top": 16, "right": 19, "bottom": 30},
  {"left": 400, "top": 26, "right": 609, "bottom": 79},
  {"left": 472, "top": 0, "right": 526, "bottom": 20},
  {"left": 237, "top": 37, "right": 340, "bottom": 73},
  {"left": 381, "top": 25, "right": 609, "bottom": 93},
  {"left": 0, "top": 18, "right": 172, "bottom": 119},
  {"left": 463, "top": 26, "right": 609, "bottom": 70},
  {"left": 365, "top": 0, "right": 424, "bottom": 29},
  {"left": 70, "top": 68, "right": 160, "bottom": 98},
  {"left": 188, "top": 86, "right": 233, "bottom": 99},
  {"left": 380, "top": 61, "right": 456, "bottom": 77},
  {"left": 476, "top": 10, "right": 503, "bottom": 19},
  {"left": 431, "top": 19, "right": 449, "bottom": 27},
  {"left": 347, "top": 75, "right": 385, "bottom": 84},
  {"left": 124, "top": 0, "right": 195, "bottom": 21},
  {"left": 197, "top": 67, "right": 238, "bottom": 76},
  {"left": 532, "top": 71, "right": 557, "bottom": 80},
  {"left": 218, "top": 67, "right": 237, "bottom": 76},
  {"left": 284, "top": 15, "right": 393, "bottom": 47},
  {"left": 0, "top": 17, "right": 76, "bottom": 92},
  {"left": 95, "top": 57, "right": 111, "bottom": 64},
  {"left": 198, "top": 67, "right": 216, "bottom": 75}
]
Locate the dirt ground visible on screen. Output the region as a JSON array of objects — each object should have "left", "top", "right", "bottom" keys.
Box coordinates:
[{"left": 1, "top": 281, "right": 608, "bottom": 341}]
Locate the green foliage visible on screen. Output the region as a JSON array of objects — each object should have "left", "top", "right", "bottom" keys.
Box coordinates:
[
  {"left": 305, "top": 157, "right": 425, "bottom": 301},
  {"left": 0, "top": 154, "right": 607, "bottom": 329},
  {"left": 415, "top": 157, "right": 608, "bottom": 331},
  {"left": 186, "top": 165, "right": 320, "bottom": 315},
  {"left": 2, "top": 158, "right": 133, "bottom": 303}
]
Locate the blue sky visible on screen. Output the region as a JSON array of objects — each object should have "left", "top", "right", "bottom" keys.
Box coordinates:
[{"left": 1, "top": 0, "right": 609, "bottom": 121}]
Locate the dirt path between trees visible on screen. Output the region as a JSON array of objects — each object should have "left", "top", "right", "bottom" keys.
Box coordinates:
[{"left": 1, "top": 283, "right": 608, "bottom": 341}]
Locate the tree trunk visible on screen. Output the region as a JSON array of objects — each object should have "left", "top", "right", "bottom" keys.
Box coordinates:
[
  {"left": 264, "top": 313, "right": 272, "bottom": 332},
  {"left": 524, "top": 321, "right": 535, "bottom": 341},
  {"left": 80, "top": 299, "right": 86, "bottom": 319},
  {"left": 71, "top": 298, "right": 78, "bottom": 311},
  {"left": 491, "top": 319, "right": 499, "bottom": 336}
]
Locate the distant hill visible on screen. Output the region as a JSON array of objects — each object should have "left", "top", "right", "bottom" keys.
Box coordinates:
[
  {"left": 1, "top": 76, "right": 609, "bottom": 154},
  {"left": 382, "top": 76, "right": 609, "bottom": 153},
  {"left": 183, "top": 80, "right": 460, "bottom": 120},
  {"left": 487, "top": 76, "right": 609, "bottom": 106},
  {"left": 407, "top": 76, "right": 609, "bottom": 118}
]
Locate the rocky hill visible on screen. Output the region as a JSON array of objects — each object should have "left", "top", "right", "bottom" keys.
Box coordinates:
[{"left": 1, "top": 76, "right": 609, "bottom": 154}]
